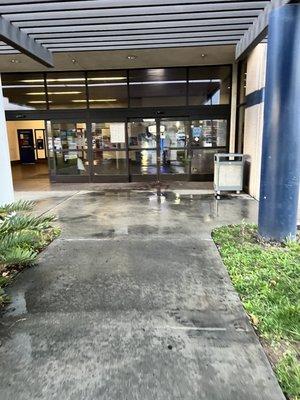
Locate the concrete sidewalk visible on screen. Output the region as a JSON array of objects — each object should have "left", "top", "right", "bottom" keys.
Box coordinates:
[{"left": 0, "top": 190, "right": 285, "bottom": 400}]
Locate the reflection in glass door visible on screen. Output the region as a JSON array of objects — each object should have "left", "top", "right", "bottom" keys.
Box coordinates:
[
  {"left": 47, "top": 121, "right": 89, "bottom": 179},
  {"left": 190, "top": 119, "right": 227, "bottom": 178},
  {"left": 91, "top": 122, "right": 127, "bottom": 181},
  {"left": 127, "top": 119, "right": 158, "bottom": 179},
  {"left": 127, "top": 118, "right": 190, "bottom": 181},
  {"left": 159, "top": 119, "right": 189, "bottom": 177},
  {"left": 46, "top": 117, "right": 229, "bottom": 182}
]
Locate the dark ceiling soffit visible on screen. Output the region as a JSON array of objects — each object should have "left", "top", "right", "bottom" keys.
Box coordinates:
[
  {"left": 5, "top": 105, "right": 231, "bottom": 122},
  {"left": 0, "top": 41, "right": 237, "bottom": 54},
  {"left": 235, "top": 0, "right": 290, "bottom": 60},
  {"left": 0, "top": 16, "right": 53, "bottom": 66}
]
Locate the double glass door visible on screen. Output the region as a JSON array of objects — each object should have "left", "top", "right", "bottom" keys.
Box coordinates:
[{"left": 127, "top": 118, "right": 189, "bottom": 180}]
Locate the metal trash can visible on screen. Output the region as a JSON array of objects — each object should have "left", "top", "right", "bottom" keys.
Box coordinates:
[{"left": 214, "top": 153, "right": 244, "bottom": 199}]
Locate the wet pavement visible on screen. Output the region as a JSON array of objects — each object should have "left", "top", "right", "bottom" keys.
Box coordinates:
[{"left": 0, "top": 190, "right": 285, "bottom": 400}]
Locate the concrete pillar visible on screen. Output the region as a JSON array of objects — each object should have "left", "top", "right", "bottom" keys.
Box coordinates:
[
  {"left": 258, "top": 4, "right": 300, "bottom": 241},
  {"left": 0, "top": 74, "right": 14, "bottom": 205}
]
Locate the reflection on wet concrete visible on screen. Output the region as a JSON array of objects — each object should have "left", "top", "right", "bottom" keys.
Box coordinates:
[
  {"left": 44, "top": 189, "right": 258, "bottom": 242},
  {"left": 0, "top": 189, "right": 285, "bottom": 400}
]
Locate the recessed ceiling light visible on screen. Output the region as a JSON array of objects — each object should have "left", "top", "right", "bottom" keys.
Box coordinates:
[
  {"left": 201, "top": 54, "right": 206, "bottom": 58},
  {"left": 21, "top": 78, "right": 84, "bottom": 83},
  {"left": 72, "top": 99, "right": 117, "bottom": 102},
  {"left": 88, "top": 77, "right": 126, "bottom": 81},
  {"left": 21, "top": 77, "right": 126, "bottom": 83},
  {"left": 11, "top": 59, "right": 20, "bottom": 63},
  {"left": 71, "top": 59, "right": 77, "bottom": 64},
  {"left": 127, "top": 55, "right": 137, "bottom": 60},
  {"left": 26, "top": 91, "right": 82, "bottom": 95},
  {"left": 28, "top": 100, "right": 49, "bottom": 103}
]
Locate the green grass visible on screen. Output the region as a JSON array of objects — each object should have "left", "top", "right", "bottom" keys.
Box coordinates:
[{"left": 212, "top": 223, "right": 300, "bottom": 400}]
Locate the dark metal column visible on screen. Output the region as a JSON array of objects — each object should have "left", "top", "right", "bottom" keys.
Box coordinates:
[{"left": 258, "top": 4, "right": 300, "bottom": 241}]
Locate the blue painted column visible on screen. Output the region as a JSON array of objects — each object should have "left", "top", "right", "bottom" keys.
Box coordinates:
[{"left": 258, "top": 4, "right": 300, "bottom": 241}]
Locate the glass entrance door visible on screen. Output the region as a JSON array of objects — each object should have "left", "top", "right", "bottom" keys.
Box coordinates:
[
  {"left": 159, "top": 119, "right": 190, "bottom": 179},
  {"left": 127, "top": 118, "right": 190, "bottom": 181},
  {"left": 91, "top": 122, "right": 128, "bottom": 182},
  {"left": 47, "top": 121, "right": 89, "bottom": 182},
  {"left": 190, "top": 119, "right": 228, "bottom": 179},
  {"left": 128, "top": 119, "right": 159, "bottom": 181},
  {"left": 47, "top": 117, "right": 228, "bottom": 183}
]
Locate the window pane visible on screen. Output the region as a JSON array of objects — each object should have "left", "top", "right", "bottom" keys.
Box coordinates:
[
  {"left": 87, "top": 70, "right": 127, "bottom": 108},
  {"left": 54, "top": 150, "right": 89, "bottom": 175},
  {"left": 160, "top": 149, "right": 189, "bottom": 174},
  {"left": 129, "top": 149, "right": 157, "bottom": 175},
  {"left": 191, "top": 120, "right": 212, "bottom": 147},
  {"left": 188, "top": 66, "right": 231, "bottom": 105},
  {"left": 191, "top": 120, "right": 227, "bottom": 147},
  {"left": 129, "top": 68, "right": 186, "bottom": 107},
  {"left": 46, "top": 72, "right": 87, "bottom": 109},
  {"left": 161, "top": 120, "right": 189, "bottom": 148},
  {"left": 213, "top": 120, "right": 227, "bottom": 147},
  {"left": 2, "top": 73, "right": 46, "bottom": 110},
  {"left": 92, "top": 122, "right": 126, "bottom": 149},
  {"left": 128, "top": 120, "right": 157, "bottom": 149},
  {"left": 191, "top": 148, "right": 226, "bottom": 175},
  {"left": 93, "top": 150, "right": 127, "bottom": 175},
  {"left": 49, "top": 122, "right": 87, "bottom": 151}
]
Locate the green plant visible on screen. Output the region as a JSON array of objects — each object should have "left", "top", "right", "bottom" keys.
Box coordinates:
[
  {"left": 0, "top": 200, "right": 60, "bottom": 306},
  {"left": 0, "top": 199, "right": 34, "bottom": 216}
]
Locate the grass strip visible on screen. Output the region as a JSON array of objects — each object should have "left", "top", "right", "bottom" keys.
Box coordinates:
[{"left": 212, "top": 223, "right": 300, "bottom": 400}]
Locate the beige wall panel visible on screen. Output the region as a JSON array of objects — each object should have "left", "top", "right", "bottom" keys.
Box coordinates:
[
  {"left": 6, "top": 120, "right": 45, "bottom": 161},
  {"left": 243, "top": 44, "right": 267, "bottom": 200},
  {"left": 244, "top": 103, "right": 264, "bottom": 199},
  {"left": 245, "top": 44, "right": 267, "bottom": 95}
]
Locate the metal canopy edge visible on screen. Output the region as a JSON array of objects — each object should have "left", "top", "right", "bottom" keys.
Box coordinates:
[
  {"left": 235, "top": 0, "right": 291, "bottom": 60},
  {"left": 0, "top": 15, "right": 53, "bottom": 66}
]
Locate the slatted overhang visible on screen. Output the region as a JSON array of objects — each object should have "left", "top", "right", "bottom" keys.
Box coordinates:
[{"left": 0, "top": 0, "right": 269, "bottom": 58}]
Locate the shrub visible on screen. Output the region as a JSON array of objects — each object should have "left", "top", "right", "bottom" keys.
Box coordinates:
[{"left": 0, "top": 200, "right": 60, "bottom": 306}]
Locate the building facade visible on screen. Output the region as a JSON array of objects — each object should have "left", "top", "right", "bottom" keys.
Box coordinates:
[
  {"left": 4, "top": 65, "right": 232, "bottom": 183},
  {"left": 1, "top": 1, "right": 299, "bottom": 241}
]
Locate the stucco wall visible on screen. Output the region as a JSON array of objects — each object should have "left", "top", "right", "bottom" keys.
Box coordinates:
[{"left": 243, "top": 44, "right": 267, "bottom": 200}]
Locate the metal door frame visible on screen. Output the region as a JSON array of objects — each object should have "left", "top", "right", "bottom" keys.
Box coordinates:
[{"left": 127, "top": 115, "right": 191, "bottom": 183}]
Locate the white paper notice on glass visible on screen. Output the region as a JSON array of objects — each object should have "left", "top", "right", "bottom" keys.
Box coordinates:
[{"left": 110, "top": 123, "right": 126, "bottom": 143}]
